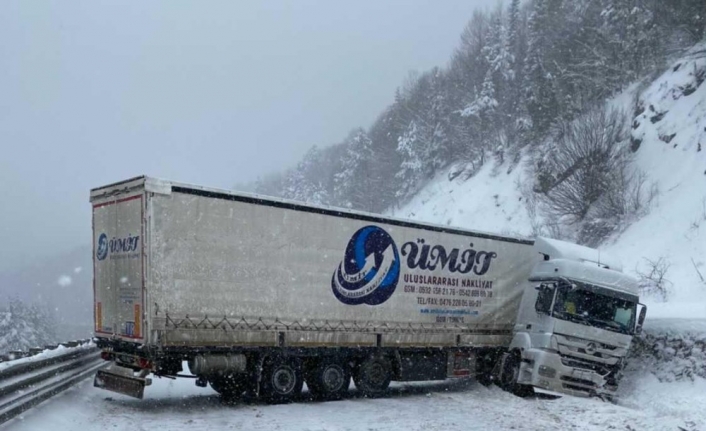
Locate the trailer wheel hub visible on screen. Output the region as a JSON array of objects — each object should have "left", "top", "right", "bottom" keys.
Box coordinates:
[
  {"left": 272, "top": 366, "right": 296, "bottom": 394},
  {"left": 367, "top": 363, "right": 387, "bottom": 386},
  {"left": 322, "top": 366, "right": 345, "bottom": 391}
]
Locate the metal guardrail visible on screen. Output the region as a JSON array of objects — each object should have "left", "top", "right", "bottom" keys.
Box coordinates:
[
  {"left": 0, "top": 340, "right": 106, "bottom": 426},
  {"left": 0, "top": 339, "right": 90, "bottom": 363}
]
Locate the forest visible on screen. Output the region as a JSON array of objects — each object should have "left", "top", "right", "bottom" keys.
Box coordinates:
[{"left": 254, "top": 0, "right": 705, "bottom": 246}]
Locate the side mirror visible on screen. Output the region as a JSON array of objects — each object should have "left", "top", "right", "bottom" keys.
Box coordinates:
[{"left": 635, "top": 304, "right": 647, "bottom": 334}]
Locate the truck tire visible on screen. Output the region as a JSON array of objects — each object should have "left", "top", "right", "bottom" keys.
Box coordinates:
[
  {"left": 499, "top": 352, "right": 533, "bottom": 398},
  {"left": 353, "top": 355, "right": 392, "bottom": 397},
  {"left": 260, "top": 357, "right": 304, "bottom": 403},
  {"left": 306, "top": 359, "right": 351, "bottom": 400},
  {"left": 475, "top": 353, "right": 497, "bottom": 387},
  {"left": 209, "top": 373, "right": 254, "bottom": 400}
]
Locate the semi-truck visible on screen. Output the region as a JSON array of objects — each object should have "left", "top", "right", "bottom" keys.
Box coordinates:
[{"left": 91, "top": 176, "right": 646, "bottom": 401}]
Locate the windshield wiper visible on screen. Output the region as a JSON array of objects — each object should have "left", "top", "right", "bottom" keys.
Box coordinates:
[
  {"left": 585, "top": 316, "right": 630, "bottom": 334},
  {"left": 555, "top": 311, "right": 632, "bottom": 334},
  {"left": 555, "top": 310, "right": 592, "bottom": 326}
]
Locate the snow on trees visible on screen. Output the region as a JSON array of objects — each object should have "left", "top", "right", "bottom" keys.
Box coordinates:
[
  {"left": 283, "top": 146, "right": 331, "bottom": 206},
  {"left": 0, "top": 298, "right": 56, "bottom": 354},
  {"left": 395, "top": 69, "right": 452, "bottom": 201},
  {"left": 523, "top": 0, "right": 560, "bottom": 138},
  {"left": 252, "top": 0, "right": 700, "bottom": 248},
  {"left": 333, "top": 128, "right": 375, "bottom": 210}
]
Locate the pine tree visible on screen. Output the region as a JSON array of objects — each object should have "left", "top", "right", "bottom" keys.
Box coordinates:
[
  {"left": 485, "top": 10, "right": 512, "bottom": 85},
  {"left": 504, "top": 0, "right": 532, "bottom": 155},
  {"left": 0, "top": 298, "right": 56, "bottom": 353},
  {"left": 600, "top": 0, "right": 660, "bottom": 80},
  {"left": 367, "top": 104, "right": 404, "bottom": 211},
  {"left": 283, "top": 166, "right": 306, "bottom": 202},
  {"left": 333, "top": 128, "right": 375, "bottom": 210},
  {"left": 523, "top": 0, "right": 559, "bottom": 139},
  {"left": 649, "top": 0, "right": 704, "bottom": 48},
  {"left": 505, "top": 0, "right": 524, "bottom": 106},
  {"left": 283, "top": 146, "right": 330, "bottom": 205},
  {"left": 462, "top": 71, "right": 498, "bottom": 126},
  {"left": 507, "top": 0, "right": 522, "bottom": 69},
  {"left": 395, "top": 121, "right": 424, "bottom": 200},
  {"left": 254, "top": 172, "right": 287, "bottom": 198},
  {"left": 455, "top": 11, "right": 490, "bottom": 91},
  {"left": 426, "top": 70, "right": 453, "bottom": 169},
  {"left": 394, "top": 69, "right": 453, "bottom": 200}
]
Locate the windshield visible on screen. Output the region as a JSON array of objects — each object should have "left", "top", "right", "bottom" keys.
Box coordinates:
[{"left": 553, "top": 280, "right": 637, "bottom": 335}]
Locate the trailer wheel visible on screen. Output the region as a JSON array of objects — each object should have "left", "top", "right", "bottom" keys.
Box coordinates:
[
  {"left": 306, "top": 359, "right": 351, "bottom": 400},
  {"left": 209, "top": 373, "right": 254, "bottom": 400},
  {"left": 499, "top": 352, "right": 533, "bottom": 398},
  {"left": 353, "top": 356, "right": 392, "bottom": 397},
  {"left": 475, "top": 352, "right": 496, "bottom": 387},
  {"left": 260, "top": 357, "right": 303, "bottom": 403}
]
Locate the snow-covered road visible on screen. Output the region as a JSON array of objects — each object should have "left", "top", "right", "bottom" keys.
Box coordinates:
[{"left": 3, "top": 370, "right": 704, "bottom": 431}]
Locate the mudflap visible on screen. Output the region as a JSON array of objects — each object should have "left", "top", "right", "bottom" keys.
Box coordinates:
[{"left": 94, "top": 366, "right": 152, "bottom": 399}]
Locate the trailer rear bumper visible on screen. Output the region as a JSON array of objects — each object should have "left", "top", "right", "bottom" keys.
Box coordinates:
[{"left": 94, "top": 365, "right": 152, "bottom": 399}]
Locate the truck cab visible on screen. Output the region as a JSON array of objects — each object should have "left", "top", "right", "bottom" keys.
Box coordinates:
[{"left": 507, "top": 238, "right": 646, "bottom": 399}]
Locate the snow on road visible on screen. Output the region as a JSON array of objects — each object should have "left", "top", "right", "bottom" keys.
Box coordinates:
[{"left": 4, "top": 373, "right": 704, "bottom": 431}]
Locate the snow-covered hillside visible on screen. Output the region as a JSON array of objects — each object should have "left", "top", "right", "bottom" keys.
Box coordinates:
[
  {"left": 389, "top": 157, "right": 535, "bottom": 239},
  {"left": 389, "top": 42, "right": 706, "bottom": 319},
  {"left": 604, "top": 43, "right": 706, "bottom": 318}
]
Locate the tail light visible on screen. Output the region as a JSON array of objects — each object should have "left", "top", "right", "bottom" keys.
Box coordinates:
[
  {"left": 138, "top": 357, "right": 152, "bottom": 370},
  {"left": 100, "top": 351, "right": 113, "bottom": 361}
]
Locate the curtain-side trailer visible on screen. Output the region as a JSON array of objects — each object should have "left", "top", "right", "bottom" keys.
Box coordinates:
[{"left": 91, "top": 176, "right": 646, "bottom": 402}]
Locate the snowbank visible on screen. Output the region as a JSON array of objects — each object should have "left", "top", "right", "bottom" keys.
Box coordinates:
[{"left": 627, "top": 319, "right": 706, "bottom": 383}]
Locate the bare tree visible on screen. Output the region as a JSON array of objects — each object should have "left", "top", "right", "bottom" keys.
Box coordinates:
[
  {"left": 636, "top": 257, "right": 672, "bottom": 301},
  {"left": 539, "top": 106, "right": 629, "bottom": 222},
  {"left": 531, "top": 105, "right": 658, "bottom": 245}
]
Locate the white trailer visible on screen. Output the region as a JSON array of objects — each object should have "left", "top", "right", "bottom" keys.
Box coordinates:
[{"left": 91, "top": 176, "right": 646, "bottom": 401}]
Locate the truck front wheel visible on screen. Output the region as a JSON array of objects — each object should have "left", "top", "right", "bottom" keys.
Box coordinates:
[
  {"left": 499, "top": 352, "right": 533, "bottom": 397},
  {"left": 306, "top": 359, "right": 351, "bottom": 400},
  {"left": 260, "top": 357, "right": 304, "bottom": 403},
  {"left": 353, "top": 355, "right": 392, "bottom": 397}
]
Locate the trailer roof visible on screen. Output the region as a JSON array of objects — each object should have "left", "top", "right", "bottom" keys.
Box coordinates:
[
  {"left": 91, "top": 176, "right": 534, "bottom": 245},
  {"left": 89, "top": 175, "right": 146, "bottom": 193}
]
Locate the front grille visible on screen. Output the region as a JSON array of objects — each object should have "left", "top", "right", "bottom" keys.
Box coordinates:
[
  {"left": 560, "top": 355, "right": 611, "bottom": 376},
  {"left": 576, "top": 349, "right": 604, "bottom": 358},
  {"left": 558, "top": 335, "right": 618, "bottom": 351},
  {"left": 560, "top": 375, "right": 596, "bottom": 387},
  {"left": 559, "top": 344, "right": 621, "bottom": 363}
]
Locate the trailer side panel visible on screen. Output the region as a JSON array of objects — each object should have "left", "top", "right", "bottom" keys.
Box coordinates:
[{"left": 146, "top": 188, "right": 539, "bottom": 348}]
